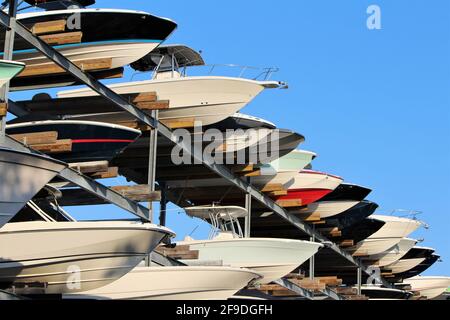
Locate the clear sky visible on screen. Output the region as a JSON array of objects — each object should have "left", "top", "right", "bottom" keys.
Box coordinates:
[{"left": 10, "top": 0, "right": 450, "bottom": 276}]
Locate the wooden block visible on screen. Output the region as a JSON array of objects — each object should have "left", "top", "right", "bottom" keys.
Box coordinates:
[
  {"left": 288, "top": 209, "right": 321, "bottom": 222},
  {"left": 291, "top": 279, "right": 326, "bottom": 291},
  {"left": 69, "top": 160, "right": 109, "bottom": 174},
  {"left": 339, "top": 240, "right": 355, "bottom": 248},
  {"left": 276, "top": 199, "right": 302, "bottom": 208},
  {"left": 336, "top": 287, "right": 357, "bottom": 295},
  {"left": 10, "top": 131, "right": 58, "bottom": 145},
  {"left": 316, "top": 276, "right": 343, "bottom": 287},
  {"left": 244, "top": 170, "right": 262, "bottom": 177},
  {"left": 352, "top": 250, "right": 369, "bottom": 257},
  {"left": 19, "top": 58, "right": 113, "bottom": 78},
  {"left": 138, "top": 100, "right": 170, "bottom": 110},
  {"left": 266, "top": 190, "right": 288, "bottom": 197},
  {"left": 111, "top": 184, "right": 161, "bottom": 202},
  {"left": 0, "top": 102, "right": 7, "bottom": 117},
  {"left": 156, "top": 245, "right": 199, "bottom": 260},
  {"left": 231, "top": 164, "right": 254, "bottom": 173},
  {"left": 31, "top": 19, "right": 67, "bottom": 35},
  {"left": 32, "top": 139, "right": 72, "bottom": 153},
  {"left": 129, "top": 92, "right": 158, "bottom": 103},
  {"left": 40, "top": 31, "right": 82, "bottom": 45},
  {"left": 161, "top": 118, "right": 196, "bottom": 129},
  {"left": 260, "top": 184, "right": 285, "bottom": 193},
  {"left": 90, "top": 167, "right": 119, "bottom": 179}
]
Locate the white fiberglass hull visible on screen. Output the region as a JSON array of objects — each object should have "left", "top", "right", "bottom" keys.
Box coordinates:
[
  {"left": 58, "top": 77, "right": 272, "bottom": 126},
  {"left": 369, "top": 215, "right": 423, "bottom": 239},
  {"left": 387, "top": 258, "right": 426, "bottom": 274},
  {"left": 404, "top": 276, "right": 450, "bottom": 300},
  {"left": 353, "top": 216, "right": 423, "bottom": 256},
  {"left": 296, "top": 200, "right": 360, "bottom": 219},
  {"left": 0, "top": 148, "right": 66, "bottom": 228},
  {"left": 14, "top": 42, "right": 159, "bottom": 71},
  {"left": 0, "top": 221, "right": 173, "bottom": 294},
  {"left": 65, "top": 266, "right": 261, "bottom": 300},
  {"left": 353, "top": 238, "right": 405, "bottom": 256},
  {"left": 178, "top": 238, "right": 322, "bottom": 284},
  {"left": 288, "top": 171, "right": 343, "bottom": 191},
  {"left": 366, "top": 238, "right": 418, "bottom": 267}
]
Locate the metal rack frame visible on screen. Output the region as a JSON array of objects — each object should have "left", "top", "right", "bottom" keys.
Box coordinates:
[{"left": 0, "top": 0, "right": 393, "bottom": 299}]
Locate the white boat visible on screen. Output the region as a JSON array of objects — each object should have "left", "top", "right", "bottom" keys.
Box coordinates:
[
  {"left": 365, "top": 238, "right": 418, "bottom": 267},
  {"left": 0, "top": 202, "right": 175, "bottom": 294},
  {"left": 57, "top": 44, "right": 284, "bottom": 126},
  {"left": 178, "top": 206, "right": 323, "bottom": 284},
  {"left": 12, "top": 9, "right": 177, "bottom": 72},
  {"left": 352, "top": 215, "right": 423, "bottom": 256},
  {"left": 296, "top": 200, "right": 360, "bottom": 219},
  {"left": 65, "top": 265, "right": 262, "bottom": 300},
  {"left": 0, "top": 148, "right": 66, "bottom": 228},
  {"left": 403, "top": 276, "right": 450, "bottom": 300},
  {"left": 388, "top": 258, "right": 426, "bottom": 274}
]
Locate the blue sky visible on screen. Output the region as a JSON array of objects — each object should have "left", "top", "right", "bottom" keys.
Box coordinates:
[{"left": 10, "top": 1, "right": 450, "bottom": 276}]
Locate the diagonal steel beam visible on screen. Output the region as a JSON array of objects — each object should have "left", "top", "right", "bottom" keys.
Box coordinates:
[{"left": 4, "top": 136, "right": 150, "bottom": 220}]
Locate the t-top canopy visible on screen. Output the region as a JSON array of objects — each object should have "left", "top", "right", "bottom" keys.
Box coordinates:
[
  {"left": 131, "top": 44, "right": 205, "bottom": 72},
  {"left": 23, "top": 0, "right": 95, "bottom": 9},
  {"left": 185, "top": 205, "right": 248, "bottom": 221}
]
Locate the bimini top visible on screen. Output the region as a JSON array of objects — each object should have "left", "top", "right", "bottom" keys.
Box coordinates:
[
  {"left": 131, "top": 44, "right": 205, "bottom": 72},
  {"left": 23, "top": 0, "right": 95, "bottom": 10},
  {"left": 185, "top": 206, "right": 248, "bottom": 221}
]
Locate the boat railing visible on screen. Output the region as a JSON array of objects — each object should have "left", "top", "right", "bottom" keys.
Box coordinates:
[
  {"left": 130, "top": 63, "right": 281, "bottom": 82},
  {"left": 201, "top": 64, "right": 280, "bottom": 81}
]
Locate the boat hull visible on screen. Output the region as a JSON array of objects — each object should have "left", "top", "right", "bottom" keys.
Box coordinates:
[
  {"left": 0, "top": 221, "right": 173, "bottom": 294},
  {"left": 365, "top": 238, "right": 417, "bottom": 267},
  {"left": 0, "top": 60, "right": 25, "bottom": 87},
  {"left": 0, "top": 148, "right": 66, "bottom": 228},
  {"left": 178, "top": 238, "right": 322, "bottom": 284},
  {"left": 297, "top": 200, "right": 360, "bottom": 219},
  {"left": 387, "top": 258, "right": 426, "bottom": 274},
  {"left": 58, "top": 77, "right": 270, "bottom": 126},
  {"left": 404, "top": 277, "right": 450, "bottom": 300},
  {"left": 65, "top": 266, "right": 261, "bottom": 300},
  {"left": 6, "top": 120, "right": 141, "bottom": 163}
]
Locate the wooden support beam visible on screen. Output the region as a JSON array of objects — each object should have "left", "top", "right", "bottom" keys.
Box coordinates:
[
  {"left": 90, "top": 167, "right": 119, "bottom": 179},
  {"left": 266, "top": 190, "right": 288, "bottom": 197},
  {"left": 39, "top": 31, "right": 82, "bottom": 46},
  {"left": 290, "top": 278, "right": 326, "bottom": 291},
  {"left": 339, "top": 240, "right": 355, "bottom": 248},
  {"left": 156, "top": 245, "right": 199, "bottom": 260},
  {"left": 161, "top": 118, "right": 196, "bottom": 129},
  {"left": 243, "top": 170, "right": 262, "bottom": 177},
  {"left": 10, "top": 131, "right": 58, "bottom": 145},
  {"left": 316, "top": 276, "right": 343, "bottom": 287},
  {"left": 31, "top": 139, "right": 72, "bottom": 153},
  {"left": 259, "top": 184, "right": 285, "bottom": 193},
  {"left": 111, "top": 184, "right": 161, "bottom": 202},
  {"left": 0, "top": 102, "right": 7, "bottom": 117},
  {"left": 19, "top": 58, "right": 113, "bottom": 78},
  {"left": 275, "top": 199, "right": 302, "bottom": 208},
  {"left": 137, "top": 100, "right": 169, "bottom": 110},
  {"left": 30, "top": 19, "right": 67, "bottom": 35},
  {"left": 69, "top": 160, "right": 109, "bottom": 174},
  {"left": 288, "top": 209, "right": 321, "bottom": 222}
]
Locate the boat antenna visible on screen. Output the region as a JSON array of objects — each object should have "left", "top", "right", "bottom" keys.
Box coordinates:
[{"left": 189, "top": 225, "right": 199, "bottom": 237}]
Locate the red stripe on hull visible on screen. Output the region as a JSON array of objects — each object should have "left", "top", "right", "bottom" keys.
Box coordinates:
[
  {"left": 71, "top": 139, "right": 135, "bottom": 144},
  {"left": 276, "top": 189, "right": 333, "bottom": 206}
]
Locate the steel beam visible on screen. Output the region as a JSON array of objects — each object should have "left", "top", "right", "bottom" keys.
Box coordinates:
[
  {"left": 0, "top": 0, "right": 17, "bottom": 142},
  {"left": 4, "top": 136, "right": 150, "bottom": 220},
  {"left": 274, "top": 278, "right": 314, "bottom": 300}
]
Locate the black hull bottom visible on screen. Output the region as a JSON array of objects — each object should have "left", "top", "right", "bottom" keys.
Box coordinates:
[{"left": 6, "top": 122, "right": 140, "bottom": 163}]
